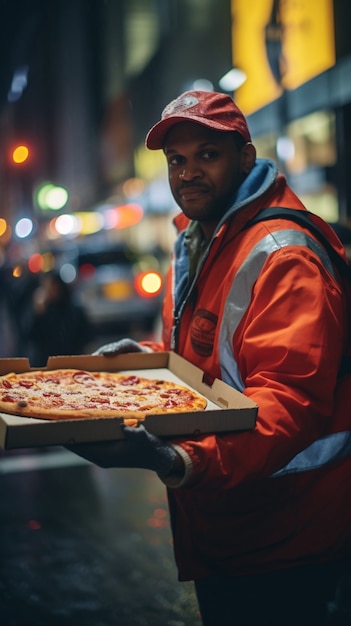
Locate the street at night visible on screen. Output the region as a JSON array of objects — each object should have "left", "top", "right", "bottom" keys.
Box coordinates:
[
  {"left": 0, "top": 446, "right": 201, "bottom": 626},
  {"left": 1, "top": 2, "right": 351, "bottom": 625}
]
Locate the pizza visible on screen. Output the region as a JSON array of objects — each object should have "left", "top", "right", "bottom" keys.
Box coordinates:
[{"left": 0, "top": 369, "right": 207, "bottom": 422}]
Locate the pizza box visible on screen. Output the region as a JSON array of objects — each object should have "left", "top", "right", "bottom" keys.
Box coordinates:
[{"left": 0, "top": 351, "right": 257, "bottom": 450}]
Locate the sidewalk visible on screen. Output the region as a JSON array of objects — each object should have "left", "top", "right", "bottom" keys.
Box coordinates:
[{"left": 0, "top": 448, "right": 201, "bottom": 626}]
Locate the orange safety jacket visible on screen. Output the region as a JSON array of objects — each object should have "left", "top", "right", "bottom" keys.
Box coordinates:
[{"left": 143, "top": 158, "right": 351, "bottom": 581}]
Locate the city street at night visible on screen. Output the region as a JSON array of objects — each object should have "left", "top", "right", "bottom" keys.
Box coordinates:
[
  {"left": 0, "top": 447, "right": 201, "bottom": 626},
  {"left": 1, "top": 2, "right": 351, "bottom": 626}
]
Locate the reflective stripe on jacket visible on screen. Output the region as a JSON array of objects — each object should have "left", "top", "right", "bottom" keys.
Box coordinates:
[{"left": 144, "top": 159, "right": 351, "bottom": 580}]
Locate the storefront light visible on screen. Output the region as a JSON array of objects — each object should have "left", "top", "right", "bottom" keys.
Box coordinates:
[
  {"left": 219, "top": 68, "right": 246, "bottom": 92},
  {"left": 276, "top": 136, "right": 295, "bottom": 162}
]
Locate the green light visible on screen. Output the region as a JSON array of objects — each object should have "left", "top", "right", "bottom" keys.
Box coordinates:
[{"left": 36, "top": 183, "right": 68, "bottom": 210}]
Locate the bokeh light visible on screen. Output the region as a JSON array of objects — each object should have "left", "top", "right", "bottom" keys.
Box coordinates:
[
  {"left": 12, "top": 145, "right": 29, "bottom": 164},
  {"left": 36, "top": 183, "right": 68, "bottom": 210},
  {"left": 0, "top": 218, "right": 7, "bottom": 237},
  {"left": 28, "top": 253, "right": 44, "bottom": 273},
  {"left": 15, "top": 218, "right": 33, "bottom": 238},
  {"left": 135, "top": 271, "right": 163, "bottom": 297}
]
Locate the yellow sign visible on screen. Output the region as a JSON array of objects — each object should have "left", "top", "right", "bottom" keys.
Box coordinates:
[{"left": 232, "top": 0, "right": 335, "bottom": 115}]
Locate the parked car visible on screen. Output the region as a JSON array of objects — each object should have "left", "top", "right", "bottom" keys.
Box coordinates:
[{"left": 73, "top": 242, "right": 165, "bottom": 334}]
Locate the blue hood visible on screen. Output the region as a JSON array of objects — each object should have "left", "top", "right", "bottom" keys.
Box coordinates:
[{"left": 217, "top": 157, "right": 278, "bottom": 227}]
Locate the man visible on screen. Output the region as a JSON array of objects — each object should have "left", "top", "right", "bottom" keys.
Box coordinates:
[{"left": 71, "top": 91, "right": 351, "bottom": 625}]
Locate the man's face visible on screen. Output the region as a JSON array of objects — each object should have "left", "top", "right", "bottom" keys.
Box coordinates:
[{"left": 163, "top": 121, "right": 252, "bottom": 236}]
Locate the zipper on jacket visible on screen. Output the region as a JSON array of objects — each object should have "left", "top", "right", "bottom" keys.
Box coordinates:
[{"left": 172, "top": 243, "right": 212, "bottom": 351}]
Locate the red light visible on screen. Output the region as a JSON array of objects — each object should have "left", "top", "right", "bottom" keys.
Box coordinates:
[
  {"left": 79, "top": 263, "right": 96, "bottom": 278},
  {"left": 134, "top": 271, "right": 163, "bottom": 298},
  {"left": 28, "top": 519, "right": 41, "bottom": 530},
  {"left": 28, "top": 253, "right": 44, "bottom": 273}
]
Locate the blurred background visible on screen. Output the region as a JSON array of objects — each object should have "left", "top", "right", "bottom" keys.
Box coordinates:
[
  {"left": 1, "top": 3, "right": 351, "bottom": 625},
  {"left": 1, "top": 0, "right": 351, "bottom": 359}
]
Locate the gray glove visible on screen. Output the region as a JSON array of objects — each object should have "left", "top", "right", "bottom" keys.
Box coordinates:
[
  {"left": 120, "top": 424, "right": 178, "bottom": 475},
  {"left": 93, "top": 338, "right": 147, "bottom": 357},
  {"left": 67, "top": 424, "right": 180, "bottom": 477}
]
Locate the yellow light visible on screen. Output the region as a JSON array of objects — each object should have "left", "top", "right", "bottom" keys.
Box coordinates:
[
  {"left": 0, "top": 219, "right": 11, "bottom": 244},
  {"left": 41, "top": 252, "right": 55, "bottom": 272},
  {"left": 74, "top": 211, "right": 104, "bottom": 235},
  {"left": 135, "top": 271, "right": 163, "bottom": 297},
  {"left": 103, "top": 281, "right": 132, "bottom": 300},
  {"left": 0, "top": 218, "right": 7, "bottom": 237},
  {"left": 12, "top": 145, "right": 29, "bottom": 164},
  {"left": 13, "top": 264, "right": 23, "bottom": 278},
  {"left": 142, "top": 272, "right": 162, "bottom": 294},
  {"left": 134, "top": 145, "right": 167, "bottom": 181}
]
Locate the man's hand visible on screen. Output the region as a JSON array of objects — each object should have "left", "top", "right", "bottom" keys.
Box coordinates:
[
  {"left": 67, "top": 424, "right": 184, "bottom": 478},
  {"left": 93, "top": 338, "right": 148, "bottom": 357}
]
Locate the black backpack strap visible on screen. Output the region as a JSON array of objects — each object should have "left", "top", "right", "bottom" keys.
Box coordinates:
[
  {"left": 245, "top": 206, "right": 351, "bottom": 376},
  {"left": 245, "top": 206, "right": 351, "bottom": 282}
]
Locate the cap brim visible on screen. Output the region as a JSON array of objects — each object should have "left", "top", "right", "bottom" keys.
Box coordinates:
[{"left": 145, "top": 115, "right": 239, "bottom": 150}]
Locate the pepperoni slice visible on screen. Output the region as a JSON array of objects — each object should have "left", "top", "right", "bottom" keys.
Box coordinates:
[
  {"left": 43, "top": 377, "right": 61, "bottom": 385},
  {"left": 45, "top": 398, "right": 65, "bottom": 407},
  {"left": 1, "top": 394, "right": 17, "bottom": 403},
  {"left": 119, "top": 376, "right": 140, "bottom": 386},
  {"left": 160, "top": 389, "right": 188, "bottom": 397},
  {"left": 72, "top": 371, "right": 95, "bottom": 384},
  {"left": 162, "top": 399, "right": 178, "bottom": 408},
  {"left": 90, "top": 397, "right": 111, "bottom": 404}
]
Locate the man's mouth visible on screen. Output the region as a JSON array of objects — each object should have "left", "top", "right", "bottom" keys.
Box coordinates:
[{"left": 179, "top": 185, "right": 209, "bottom": 201}]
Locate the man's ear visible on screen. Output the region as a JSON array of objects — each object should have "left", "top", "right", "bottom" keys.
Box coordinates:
[{"left": 240, "top": 142, "right": 256, "bottom": 174}]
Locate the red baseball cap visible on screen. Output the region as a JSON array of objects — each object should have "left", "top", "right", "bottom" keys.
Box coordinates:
[{"left": 145, "top": 90, "right": 251, "bottom": 150}]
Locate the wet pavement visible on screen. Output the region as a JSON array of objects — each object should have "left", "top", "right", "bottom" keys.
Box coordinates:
[{"left": 0, "top": 447, "right": 202, "bottom": 626}]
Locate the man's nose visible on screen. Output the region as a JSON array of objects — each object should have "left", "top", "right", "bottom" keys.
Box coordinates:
[{"left": 179, "top": 165, "right": 202, "bottom": 180}]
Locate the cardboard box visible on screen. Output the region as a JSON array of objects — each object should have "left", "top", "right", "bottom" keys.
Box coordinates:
[{"left": 0, "top": 352, "right": 257, "bottom": 450}]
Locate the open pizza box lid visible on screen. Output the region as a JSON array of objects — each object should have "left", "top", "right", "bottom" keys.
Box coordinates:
[{"left": 0, "top": 351, "right": 257, "bottom": 450}]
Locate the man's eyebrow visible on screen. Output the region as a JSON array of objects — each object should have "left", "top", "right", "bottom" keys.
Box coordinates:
[{"left": 164, "top": 141, "right": 220, "bottom": 155}]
